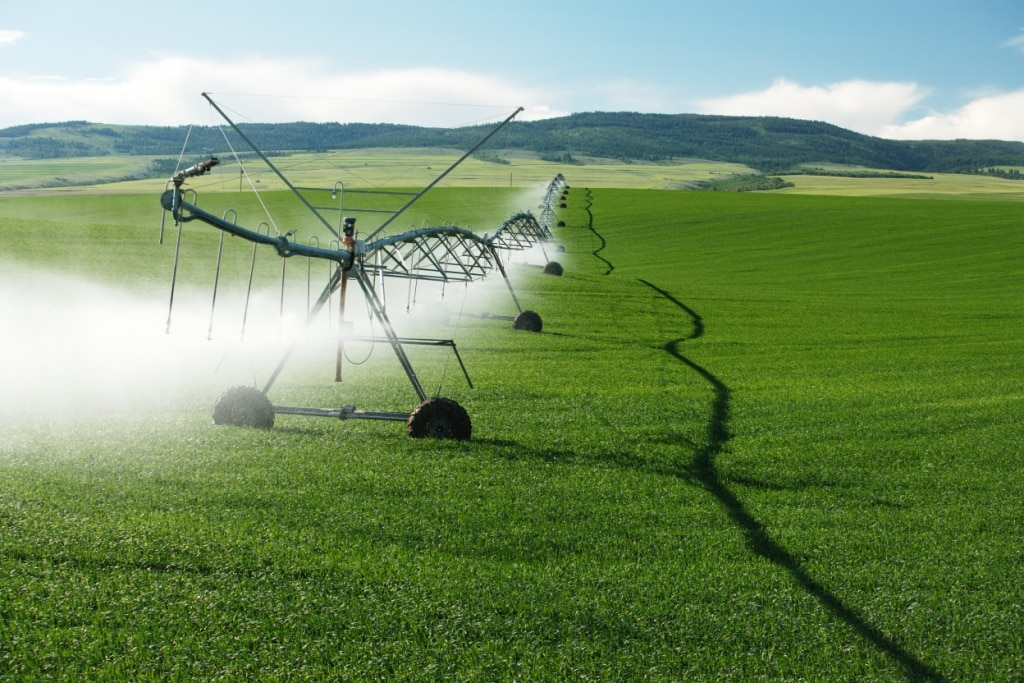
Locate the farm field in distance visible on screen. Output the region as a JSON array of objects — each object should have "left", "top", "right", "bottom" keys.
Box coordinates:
[
  {"left": 0, "top": 158, "right": 1022, "bottom": 680},
  {"left": 0, "top": 149, "right": 756, "bottom": 193},
  {"left": 4, "top": 147, "right": 1024, "bottom": 197}
]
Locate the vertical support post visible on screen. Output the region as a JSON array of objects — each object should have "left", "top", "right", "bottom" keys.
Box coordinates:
[
  {"left": 279, "top": 257, "right": 287, "bottom": 338},
  {"left": 336, "top": 216, "right": 357, "bottom": 382},
  {"left": 336, "top": 268, "right": 348, "bottom": 382},
  {"left": 165, "top": 187, "right": 197, "bottom": 334},
  {"left": 328, "top": 240, "right": 339, "bottom": 331},
  {"left": 166, "top": 212, "right": 184, "bottom": 334},
  {"left": 307, "top": 236, "right": 319, "bottom": 314}
]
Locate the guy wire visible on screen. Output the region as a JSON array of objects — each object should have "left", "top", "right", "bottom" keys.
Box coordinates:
[
  {"left": 214, "top": 121, "right": 281, "bottom": 237},
  {"left": 174, "top": 125, "right": 193, "bottom": 175}
]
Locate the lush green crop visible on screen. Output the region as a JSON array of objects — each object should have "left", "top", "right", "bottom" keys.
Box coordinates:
[{"left": 0, "top": 185, "right": 1021, "bottom": 680}]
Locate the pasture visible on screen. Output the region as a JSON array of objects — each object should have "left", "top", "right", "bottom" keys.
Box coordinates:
[
  {"left": 0, "top": 171, "right": 1022, "bottom": 680},
  {"left": 0, "top": 149, "right": 754, "bottom": 193},
  {"left": 6, "top": 147, "right": 1024, "bottom": 195}
]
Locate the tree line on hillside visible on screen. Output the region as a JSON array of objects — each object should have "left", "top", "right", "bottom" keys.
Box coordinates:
[{"left": 1, "top": 114, "right": 1022, "bottom": 175}]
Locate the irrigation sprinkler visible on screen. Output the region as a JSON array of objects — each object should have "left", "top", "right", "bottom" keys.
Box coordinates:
[{"left": 159, "top": 94, "right": 566, "bottom": 439}]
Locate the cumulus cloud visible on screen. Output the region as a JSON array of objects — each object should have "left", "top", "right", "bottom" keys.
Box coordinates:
[
  {"left": 694, "top": 78, "right": 929, "bottom": 136},
  {"left": 0, "top": 29, "right": 26, "bottom": 46},
  {"left": 693, "top": 77, "right": 1024, "bottom": 142},
  {"left": 0, "top": 55, "right": 567, "bottom": 128},
  {"left": 3, "top": 54, "right": 1022, "bottom": 142},
  {"left": 878, "top": 89, "right": 1024, "bottom": 141}
]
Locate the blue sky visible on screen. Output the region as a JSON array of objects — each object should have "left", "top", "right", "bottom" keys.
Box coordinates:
[{"left": 2, "top": 0, "right": 1023, "bottom": 140}]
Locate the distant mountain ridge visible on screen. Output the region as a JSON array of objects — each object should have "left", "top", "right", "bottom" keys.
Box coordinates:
[{"left": 1, "top": 112, "right": 1022, "bottom": 174}]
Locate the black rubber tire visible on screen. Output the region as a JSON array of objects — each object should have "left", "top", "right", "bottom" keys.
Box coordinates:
[
  {"left": 407, "top": 397, "right": 472, "bottom": 440},
  {"left": 543, "top": 261, "right": 563, "bottom": 276},
  {"left": 212, "top": 386, "right": 275, "bottom": 429},
  {"left": 513, "top": 310, "right": 543, "bottom": 332}
]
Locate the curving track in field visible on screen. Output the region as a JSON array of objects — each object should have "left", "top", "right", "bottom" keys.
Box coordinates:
[
  {"left": 582, "top": 188, "right": 614, "bottom": 275},
  {"left": 638, "top": 278, "right": 946, "bottom": 682}
]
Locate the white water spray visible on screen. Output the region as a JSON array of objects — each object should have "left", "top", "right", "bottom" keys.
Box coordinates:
[{"left": 0, "top": 263, "right": 293, "bottom": 423}]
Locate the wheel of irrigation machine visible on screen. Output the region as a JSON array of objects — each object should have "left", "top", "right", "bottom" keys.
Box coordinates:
[
  {"left": 513, "top": 310, "right": 543, "bottom": 332},
  {"left": 407, "top": 397, "right": 472, "bottom": 440},
  {"left": 543, "top": 261, "right": 563, "bottom": 276},
  {"left": 212, "top": 385, "right": 275, "bottom": 429}
]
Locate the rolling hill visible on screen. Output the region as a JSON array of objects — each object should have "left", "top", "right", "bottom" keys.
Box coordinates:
[{"left": 1, "top": 112, "right": 1022, "bottom": 175}]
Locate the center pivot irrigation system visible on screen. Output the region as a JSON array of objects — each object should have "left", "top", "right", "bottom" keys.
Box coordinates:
[{"left": 160, "top": 93, "right": 569, "bottom": 440}]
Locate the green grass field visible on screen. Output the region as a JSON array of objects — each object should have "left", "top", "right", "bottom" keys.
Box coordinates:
[
  {"left": 6, "top": 148, "right": 1023, "bottom": 196},
  {"left": 1, "top": 172, "right": 1022, "bottom": 680},
  {"left": 0, "top": 156, "right": 165, "bottom": 191},
  {"left": 0, "top": 149, "right": 755, "bottom": 193}
]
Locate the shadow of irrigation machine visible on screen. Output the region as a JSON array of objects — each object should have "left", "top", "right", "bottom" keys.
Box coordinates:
[{"left": 160, "top": 93, "right": 569, "bottom": 440}]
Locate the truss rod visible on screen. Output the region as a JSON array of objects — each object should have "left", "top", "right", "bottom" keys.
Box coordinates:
[
  {"left": 202, "top": 92, "right": 340, "bottom": 239},
  {"left": 365, "top": 106, "right": 524, "bottom": 240}
]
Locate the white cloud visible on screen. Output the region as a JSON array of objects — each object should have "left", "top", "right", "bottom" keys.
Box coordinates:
[
  {"left": 1004, "top": 28, "right": 1024, "bottom": 54},
  {"left": 694, "top": 78, "right": 929, "bottom": 137},
  {"left": 879, "top": 89, "right": 1024, "bottom": 142},
  {"left": 0, "top": 55, "right": 567, "bottom": 128},
  {"left": 0, "top": 29, "right": 27, "bottom": 46},
  {"left": 3, "top": 56, "right": 1021, "bottom": 143},
  {"left": 692, "top": 77, "right": 1024, "bottom": 142}
]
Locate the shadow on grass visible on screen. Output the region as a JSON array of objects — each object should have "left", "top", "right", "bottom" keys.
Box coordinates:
[{"left": 638, "top": 278, "right": 946, "bottom": 683}]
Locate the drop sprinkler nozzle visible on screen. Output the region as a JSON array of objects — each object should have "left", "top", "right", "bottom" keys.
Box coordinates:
[{"left": 173, "top": 156, "right": 220, "bottom": 184}]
